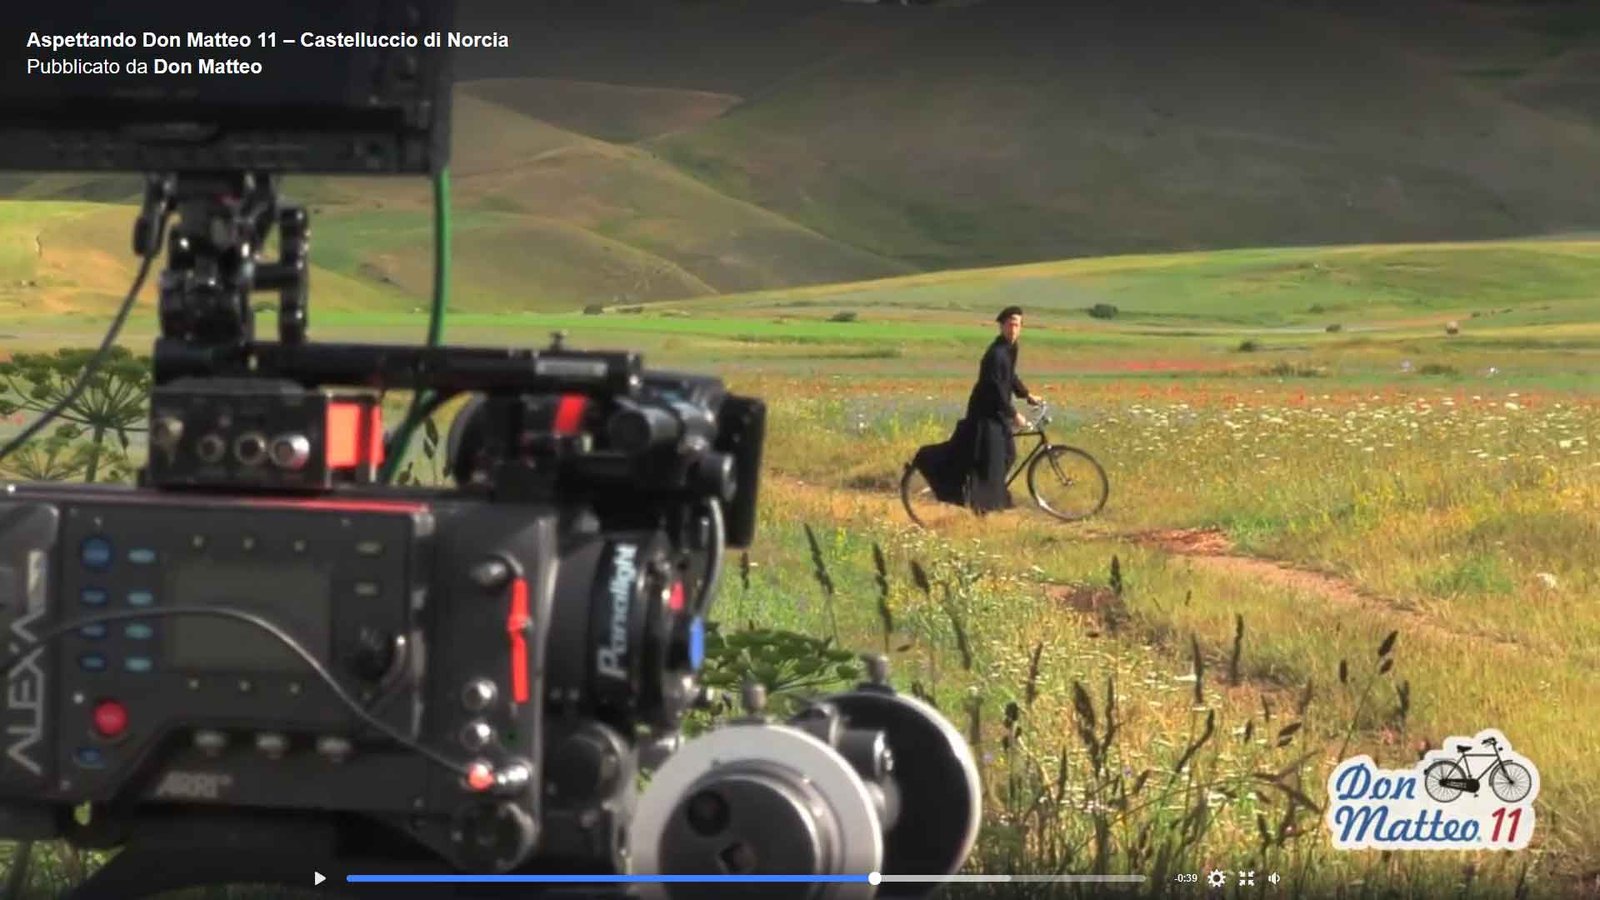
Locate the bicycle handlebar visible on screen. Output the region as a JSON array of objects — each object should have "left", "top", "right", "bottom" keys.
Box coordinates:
[{"left": 1022, "top": 399, "right": 1050, "bottom": 432}]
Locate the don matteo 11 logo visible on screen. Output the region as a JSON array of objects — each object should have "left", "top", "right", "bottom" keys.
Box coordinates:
[{"left": 1325, "top": 728, "right": 1540, "bottom": 851}]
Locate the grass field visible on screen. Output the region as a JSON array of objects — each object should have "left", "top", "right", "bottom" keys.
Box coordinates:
[{"left": 2, "top": 236, "right": 1598, "bottom": 897}]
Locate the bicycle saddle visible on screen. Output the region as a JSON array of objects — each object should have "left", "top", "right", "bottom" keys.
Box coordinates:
[{"left": 1455, "top": 744, "right": 1472, "bottom": 753}]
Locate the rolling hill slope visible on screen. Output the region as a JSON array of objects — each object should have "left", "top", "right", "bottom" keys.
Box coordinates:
[
  {"left": 640, "top": 0, "right": 1600, "bottom": 268},
  {"left": 0, "top": 85, "right": 913, "bottom": 315}
]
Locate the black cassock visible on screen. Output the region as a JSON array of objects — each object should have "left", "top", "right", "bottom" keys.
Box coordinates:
[{"left": 912, "top": 336, "right": 1031, "bottom": 513}]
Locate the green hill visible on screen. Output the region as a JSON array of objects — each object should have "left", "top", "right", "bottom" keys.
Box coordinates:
[
  {"left": 0, "top": 85, "right": 913, "bottom": 315},
  {"left": 671, "top": 238, "right": 1600, "bottom": 332},
  {"left": 641, "top": 2, "right": 1600, "bottom": 268}
]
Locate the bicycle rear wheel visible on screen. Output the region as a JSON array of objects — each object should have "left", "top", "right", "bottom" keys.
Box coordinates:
[
  {"left": 1026, "top": 445, "right": 1109, "bottom": 522},
  {"left": 1423, "top": 760, "right": 1466, "bottom": 803},
  {"left": 901, "top": 463, "right": 970, "bottom": 529}
]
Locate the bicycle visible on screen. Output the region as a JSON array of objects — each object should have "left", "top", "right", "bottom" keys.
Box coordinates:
[
  {"left": 1423, "top": 736, "right": 1533, "bottom": 804},
  {"left": 901, "top": 401, "right": 1109, "bottom": 529}
]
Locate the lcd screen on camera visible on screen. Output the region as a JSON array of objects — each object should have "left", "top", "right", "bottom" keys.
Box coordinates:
[
  {"left": 0, "top": 0, "right": 453, "bottom": 174},
  {"left": 167, "top": 558, "right": 332, "bottom": 673},
  {"left": 3, "top": 2, "right": 387, "bottom": 112}
]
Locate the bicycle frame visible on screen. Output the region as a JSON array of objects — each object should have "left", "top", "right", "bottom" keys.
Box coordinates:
[
  {"left": 1442, "top": 748, "right": 1509, "bottom": 786},
  {"left": 901, "top": 399, "right": 1109, "bottom": 527},
  {"left": 1004, "top": 427, "right": 1052, "bottom": 488}
]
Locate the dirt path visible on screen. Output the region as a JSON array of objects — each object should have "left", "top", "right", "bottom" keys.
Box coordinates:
[
  {"left": 1093, "top": 525, "right": 1527, "bottom": 654},
  {"left": 772, "top": 474, "right": 1529, "bottom": 655}
]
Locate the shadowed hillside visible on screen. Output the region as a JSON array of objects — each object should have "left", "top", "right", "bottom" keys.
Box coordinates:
[{"left": 637, "top": 0, "right": 1600, "bottom": 267}]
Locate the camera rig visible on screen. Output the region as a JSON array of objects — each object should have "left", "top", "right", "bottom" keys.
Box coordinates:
[{"left": 0, "top": 3, "right": 981, "bottom": 898}]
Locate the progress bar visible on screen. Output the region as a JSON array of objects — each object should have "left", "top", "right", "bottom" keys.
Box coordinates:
[
  {"left": 344, "top": 873, "right": 1148, "bottom": 885},
  {"left": 882, "top": 876, "right": 1147, "bottom": 884}
]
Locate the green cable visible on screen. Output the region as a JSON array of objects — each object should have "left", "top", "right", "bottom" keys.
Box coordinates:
[{"left": 380, "top": 167, "right": 451, "bottom": 482}]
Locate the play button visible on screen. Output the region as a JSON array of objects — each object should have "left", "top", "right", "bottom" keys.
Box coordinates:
[{"left": 314, "top": 872, "right": 326, "bottom": 886}]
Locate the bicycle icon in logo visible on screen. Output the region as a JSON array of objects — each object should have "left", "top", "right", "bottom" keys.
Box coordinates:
[{"left": 1423, "top": 735, "right": 1533, "bottom": 804}]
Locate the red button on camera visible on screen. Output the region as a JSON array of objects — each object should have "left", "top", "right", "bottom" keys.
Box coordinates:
[
  {"left": 92, "top": 700, "right": 128, "bottom": 739},
  {"left": 466, "top": 762, "right": 495, "bottom": 792}
]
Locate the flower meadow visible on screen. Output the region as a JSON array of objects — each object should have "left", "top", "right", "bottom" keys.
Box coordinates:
[{"left": 722, "top": 373, "right": 1600, "bottom": 895}]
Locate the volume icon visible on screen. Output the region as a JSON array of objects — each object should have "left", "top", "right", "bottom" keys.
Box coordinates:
[{"left": 1268, "top": 872, "right": 1281, "bottom": 885}]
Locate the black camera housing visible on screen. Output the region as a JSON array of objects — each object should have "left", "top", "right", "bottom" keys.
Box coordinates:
[{"left": 0, "top": 474, "right": 735, "bottom": 877}]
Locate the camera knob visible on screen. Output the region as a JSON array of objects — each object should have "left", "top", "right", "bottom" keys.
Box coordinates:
[
  {"left": 547, "top": 731, "right": 621, "bottom": 804},
  {"left": 452, "top": 802, "right": 537, "bottom": 874},
  {"left": 270, "top": 433, "right": 312, "bottom": 470},
  {"left": 347, "top": 626, "right": 396, "bottom": 683},
  {"left": 234, "top": 432, "right": 268, "bottom": 467},
  {"left": 691, "top": 451, "right": 736, "bottom": 501},
  {"left": 196, "top": 434, "right": 226, "bottom": 464},
  {"left": 151, "top": 415, "right": 184, "bottom": 450},
  {"left": 462, "top": 679, "right": 497, "bottom": 712},
  {"left": 460, "top": 720, "right": 494, "bottom": 752}
]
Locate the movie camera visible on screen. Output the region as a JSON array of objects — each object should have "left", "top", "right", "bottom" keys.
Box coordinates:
[{"left": 0, "top": 2, "right": 980, "bottom": 897}]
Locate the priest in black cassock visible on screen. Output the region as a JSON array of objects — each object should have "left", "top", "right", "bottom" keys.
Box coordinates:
[{"left": 913, "top": 305, "right": 1041, "bottom": 513}]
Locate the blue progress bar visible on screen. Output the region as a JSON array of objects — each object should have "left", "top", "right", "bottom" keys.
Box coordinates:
[{"left": 346, "top": 875, "right": 873, "bottom": 884}]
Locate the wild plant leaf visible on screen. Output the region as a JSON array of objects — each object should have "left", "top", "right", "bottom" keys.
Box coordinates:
[
  {"left": 1377, "top": 630, "right": 1398, "bottom": 658},
  {"left": 1275, "top": 722, "right": 1303, "bottom": 748}
]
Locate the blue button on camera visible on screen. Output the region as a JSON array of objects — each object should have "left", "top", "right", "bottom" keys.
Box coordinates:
[
  {"left": 127, "top": 591, "right": 154, "bottom": 607},
  {"left": 127, "top": 548, "right": 157, "bottom": 565},
  {"left": 78, "top": 653, "right": 107, "bottom": 672},
  {"left": 80, "top": 588, "right": 108, "bottom": 606},
  {"left": 124, "top": 657, "right": 153, "bottom": 674},
  {"left": 74, "top": 747, "right": 105, "bottom": 769},
  {"left": 80, "top": 537, "right": 112, "bottom": 570},
  {"left": 689, "top": 617, "right": 706, "bottom": 670},
  {"left": 124, "top": 623, "right": 154, "bottom": 640},
  {"left": 79, "top": 623, "right": 107, "bottom": 639}
]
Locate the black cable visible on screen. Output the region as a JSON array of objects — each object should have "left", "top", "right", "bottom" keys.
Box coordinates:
[
  {"left": 0, "top": 606, "right": 474, "bottom": 779},
  {"left": 700, "top": 498, "right": 725, "bottom": 613},
  {"left": 0, "top": 214, "right": 167, "bottom": 467}
]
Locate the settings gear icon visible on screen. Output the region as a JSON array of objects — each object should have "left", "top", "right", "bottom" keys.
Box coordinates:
[{"left": 1207, "top": 869, "right": 1227, "bottom": 888}]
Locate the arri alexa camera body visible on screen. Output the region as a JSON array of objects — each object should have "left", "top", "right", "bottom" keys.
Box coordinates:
[{"left": 0, "top": 2, "right": 979, "bottom": 898}]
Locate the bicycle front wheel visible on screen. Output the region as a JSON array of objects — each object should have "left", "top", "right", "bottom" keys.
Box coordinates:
[
  {"left": 1489, "top": 761, "right": 1533, "bottom": 804},
  {"left": 1026, "top": 446, "right": 1109, "bottom": 522}
]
